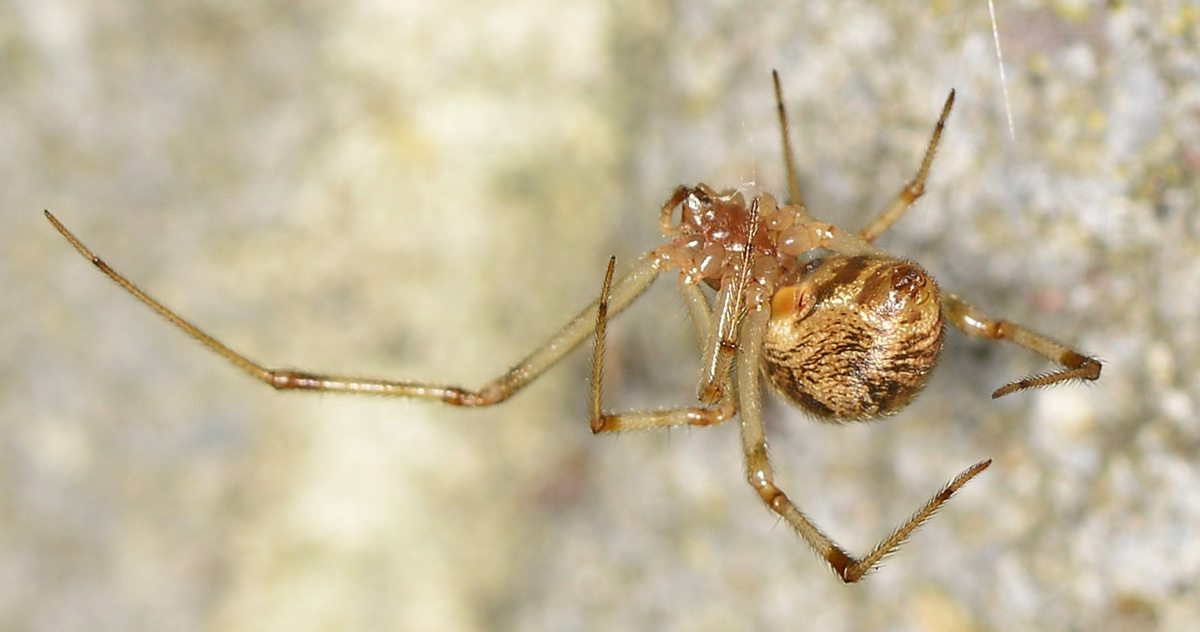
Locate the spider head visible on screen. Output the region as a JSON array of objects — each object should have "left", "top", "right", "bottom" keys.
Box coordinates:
[{"left": 659, "top": 185, "right": 787, "bottom": 291}]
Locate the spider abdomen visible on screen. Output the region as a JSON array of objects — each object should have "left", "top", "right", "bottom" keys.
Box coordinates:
[{"left": 763, "top": 254, "right": 944, "bottom": 420}]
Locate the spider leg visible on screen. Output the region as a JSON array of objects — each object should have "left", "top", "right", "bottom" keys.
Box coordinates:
[
  {"left": 943, "top": 293, "right": 1102, "bottom": 398},
  {"left": 770, "top": 74, "right": 891, "bottom": 258},
  {"left": 678, "top": 275, "right": 713, "bottom": 345},
  {"left": 859, "top": 90, "right": 955, "bottom": 243},
  {"left": 772, "top": 70, "right": 806, "bottom": 211},
  {"left": 589, "top": 258, "right": 737, "bottom": 433},
  {"left": 47, "top": 210, "right": 664, "bottom": 407},
  {"left": 694, "top": 198, "right": 767, "bottom": 405},
  {"left": 736, "top": 306, "right": 990, "bottom": 581}
]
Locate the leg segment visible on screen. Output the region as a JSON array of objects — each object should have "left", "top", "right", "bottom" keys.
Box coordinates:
[
  {"left": 678, "top": 274, "right": 713, "bottom": 346},
  {"left": 858, "top": 90, "right": 956, "bottom": 243},
  {"left": 589, "top": 258, "right": 737, "bottom": 433},
  {"left": 736, "top": 306, "right": 990, "bottom": 582},
  {"left": 771, "top": 73, "right": 889, "bottom": 257},
  {"left": 943, "top": 293, "right": 1102, "bottom": 398},
  {"left": 695, "top": 198, "right": 765, "bottom": 405},
  {"left": 47, "top": 210, "right": 664, "bottom": 407},
  {"left": 772, "top": 70, "right": 805, "bottom": 210}
]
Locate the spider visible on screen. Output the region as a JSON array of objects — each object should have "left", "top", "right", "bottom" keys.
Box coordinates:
[{"left": 46, "top": 71, "right": 1101, "bottom": 583}]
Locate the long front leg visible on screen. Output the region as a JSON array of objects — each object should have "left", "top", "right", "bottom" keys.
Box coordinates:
[
  {"left": 943, "top": 293, "right": 1102, "bottom": 398},
  {"left": 736, "top": 306, "right": 990, "bottom": 582},
  {"left": 47, "top": 210, "right": 664, "bottom": 406}
]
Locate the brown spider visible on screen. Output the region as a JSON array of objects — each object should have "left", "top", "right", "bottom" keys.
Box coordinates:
[{"left": 46, "top": 71, "right": 1101, "bottom": 583}]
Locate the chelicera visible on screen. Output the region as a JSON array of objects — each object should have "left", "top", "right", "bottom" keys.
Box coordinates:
[{"left": 46, "top": 71, "right": 1101, "bottom": 583}]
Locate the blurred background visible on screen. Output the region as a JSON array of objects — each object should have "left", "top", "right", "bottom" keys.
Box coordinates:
[{"left": 3, "top": 0, "right": 1198, "bottom": 630}]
